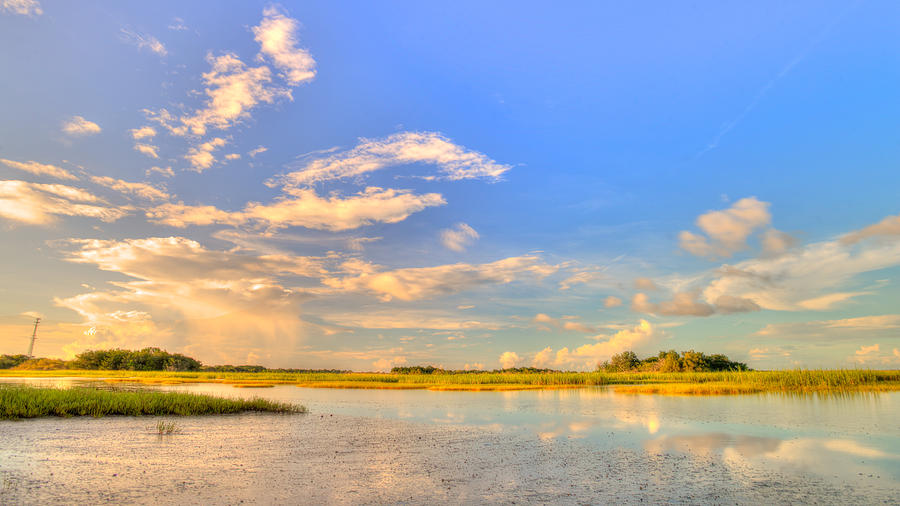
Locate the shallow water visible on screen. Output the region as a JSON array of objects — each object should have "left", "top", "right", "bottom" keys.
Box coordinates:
[{"left": 1, "top": 377, "right": 898, "bottom": 504}]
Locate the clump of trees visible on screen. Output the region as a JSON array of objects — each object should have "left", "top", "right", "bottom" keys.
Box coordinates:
[
  {"left": 72, "top": 347, "right": 202, "bottom": 372},
  {"left": 598, "top": 350, "right": 749, "bottom": 373},
  {"left": 0, "top": 354, "right": 31, "bottom": 369}
]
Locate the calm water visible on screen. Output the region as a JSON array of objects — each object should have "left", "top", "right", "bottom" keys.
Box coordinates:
[{"left": 3, "top": 377, "right": 899, "bottom": 493}]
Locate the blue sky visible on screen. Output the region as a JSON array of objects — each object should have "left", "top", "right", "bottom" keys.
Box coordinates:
[{"left": 1, "top": 0, "right": 899, "bottom": 370}]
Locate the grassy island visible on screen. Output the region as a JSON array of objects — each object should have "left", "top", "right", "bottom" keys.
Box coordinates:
[{"left": 0, "top": 385, "right": 305, "bottom": 420}]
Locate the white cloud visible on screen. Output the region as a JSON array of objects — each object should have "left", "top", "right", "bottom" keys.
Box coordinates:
[
  {"left": 532, "top": 313, "right": 596, "bottom": 333},
  {"left": 61, "top": 116, "right": 101, "bottom": 136},
  {"left": 855, "top": 344, "right": 879, "bottom": 356},
  {"left": 703, "top": 237, "right": 900, "bottom": 312},
  {"left": 531, "top": 320, "right": 660, "bottom": 370},
  {"left": 631, "top": 291, "right": 758, "bottom": 316},
  {"left": 224, "top": 153, "right": 241, "bottom": 161},
  {"left": 841, "top": 214, "right": 900, "bottom": 245},
  {"left": 1, "top": 0, "right": 42, "bottom": 17},
  {"left": 151, "top": 53, "right": 289, "bottom": 137},
  {"left": 134, "top": 143, "right": 160, "bottom": 159},
  {"left": 120, "top": 29, "right": 167, "bottom": 57},
  {"left": 274, "top": 132, "right": 511, "bottom": 187},
  {"left": 323, "top": 255, "right": 558, "bottom": 302},
  {"left": 54, "top": 237, "right": 327, "bottom": 364},
  {"left": 185, "top": 137, "right": 226, "bottom": 172},
  {"left": 90, "top": 176, "right": 169, "bottom": 201},
  {"left": 0, "top": 180, "right": 128, "bottom": 225},
  {"left": 0, "top": 158, "right": 77, "bottom": 180},
  {"left": 168, "top": 17, "right": 187, "bottom": 31},
  {"left": 558, "top": 270, "right": 600, "bottom": 290},
  {"left": 149, "top": 186, "right": 445, "bottom": 231},
  {"left": 634, "top": 277, "right": 658, "bottom": 291},
  {"left": 325, "top": 311, "right": 500, "bottom": 330},
  {"left": 145, "top": 166, "right": 174, "bottom": 178},
  {"left": 248, "top": 146, "right": 267, "bottom": 157},
  {"left": 603, "top": 296, "right": 623, "bottom": 308},
  {"left": 252, "top": 6, "right": 316, "bottom": 85},
  {"left": 499, "top": 351, "right": 520, "bottom": 369},
  {"left": 440, "top": 223, "right": 479, "bottom": 252},
  {"left": 679, "top": 197, "right": 790, "bottom": 258},
  {"left": 130, "top": 126, "right": 156, "bottom": 140}
]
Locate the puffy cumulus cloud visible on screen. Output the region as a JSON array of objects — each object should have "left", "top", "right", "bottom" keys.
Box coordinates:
[
  {"left": 323, "top": 255, "right": 558, "bottom": 302},
  {"left": 855, "top": 344, "right": 879, "bottom": 356},
  {"left": 372, "top": 356, "right": 407, "bottom": 372},
  {"left": 130, "top": 126, "right": 156, "bottom": 140},
  {"left": 498, "top": 351, "right": 520, "bottom": 369},
  {"left": 679, "top": 197, "right": 792, "bottom": 258},
  {"left": 185, "top": 137, "right": 226, "bottom": 172},
  {"left": 273, "top": 132, "right": 511, "bottom": 187},
  {"left": 633, "top": 277, "right": 658, "bottom": 291},
  {"left": 53, "top": 237, "right": 329, "bottom": 363},
  {"left": 850, "top": 343, "right": 900, "bottom": 366},
  {"left": 62, "top": 116, "right": 101, "bottom": 136},
  {"left": 1, "top": 0, "right": 42, "bottom": 16},
  {"left": 0, "top": 180, "right": 127, "bottom": 225},
  {"left": 702, "top": 236, "right": 900, "bottom": 312},
  {"left": 224, "top": 153, "right": 241, "bottom": 161},
  {"left": 120, "top": 29, "right": 167, "bottom": 57},
  {"left": 603, "top": 296, "right": 623, "bottom": 308},
  {"left": 252, "top": 6, "right": 316, "bottom": 85},
  {"left": 151, "top": 53, "right": 289, "bottom": 137},
  {"left": 89, "top": 176, "right": 169, "bottom": 201},
  {"left": 841, "top": 214, "right": 900, "bottom": 245},
  {"left": 134, "top": 143, "right": 160, "bottom": 158},
  {"left": 440, "top": 222, "right": 479, "bottom": 252},
  {"left": 148, "top": 186, "right": 445, "bottom": 231},
  {"left": 0, "top": 158, "right": 77, "bottom": 180},
  {"left": 631, "top": 291, "right": 758, "bottom": 317},
  {"left": 531, "top": 320, "right": 660, "bottom": 370}
]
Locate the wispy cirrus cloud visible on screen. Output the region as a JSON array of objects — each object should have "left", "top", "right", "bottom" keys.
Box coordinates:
[
  {"left": 0, "top": 158, "right": 77, "bottom": 180},
  {"left": 89, "top": 176, "right": 169, "bottom": 201},
  {"left": 440, "top": 223, "right": 479, "bottom": 252},
  {"left": 148, "top": 186, "right": 445, "bottom": 231},
  {"left": 120, "top": 28, "right": 167, "bottom": 57},
  {"left": 0, "top": 180, "right": 127, "bottom": 225},
  {"left": 322, "top": 255, "right": 558, "bottom": 302},
  {"left": 273, "top": 132, "right": 511, "bottom": 187}
]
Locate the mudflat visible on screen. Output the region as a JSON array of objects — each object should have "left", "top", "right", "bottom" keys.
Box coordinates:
[{"left": 1, "top": 413, "right": 893, "bottom": 505}]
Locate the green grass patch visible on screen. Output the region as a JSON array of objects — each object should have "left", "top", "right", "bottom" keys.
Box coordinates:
[{"left": 0, "top": 385, "right": 306, "bottom": 420}]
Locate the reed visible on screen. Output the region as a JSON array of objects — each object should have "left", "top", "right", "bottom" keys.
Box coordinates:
[{"left": 0, "top": 385, "right": 306, "bottom": 420}]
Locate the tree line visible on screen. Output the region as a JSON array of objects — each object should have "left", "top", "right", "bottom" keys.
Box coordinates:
[{"left": 598, "top": 350, "right": 749, "bottom": 372}]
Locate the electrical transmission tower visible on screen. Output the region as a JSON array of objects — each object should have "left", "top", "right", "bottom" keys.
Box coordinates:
[{"left": 27, "top": 317, "right": 40, "bottom": 357}]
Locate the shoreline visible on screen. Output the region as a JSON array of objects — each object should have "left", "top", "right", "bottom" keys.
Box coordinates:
[{"left": 1, "top": 369, "right": 899, "bottom": 395}]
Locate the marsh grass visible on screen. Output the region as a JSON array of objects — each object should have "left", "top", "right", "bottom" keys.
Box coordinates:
[
  {"left": 0, "top": 385, "right": 306, "bottom": 420},
  {"left": 1, "top": 368, "right": 898, "bottom": 394},
  {"left": 155, "top": 419, "right": 180, "bottom": 434}
]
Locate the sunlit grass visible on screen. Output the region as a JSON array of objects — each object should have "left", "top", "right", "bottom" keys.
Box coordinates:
[
  {"left": 155, "top": 419, "right": 180, "bottom": 434},
  {"left": 1, "top": 368, "right": 898, "bottom": 394},
  {"left": 0, "top": 385, "right": 306, "bottom": 420}
]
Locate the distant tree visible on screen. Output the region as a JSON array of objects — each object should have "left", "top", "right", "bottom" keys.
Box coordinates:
[{"left": 0, "top": 354, "right": 31, "bottom": 369}]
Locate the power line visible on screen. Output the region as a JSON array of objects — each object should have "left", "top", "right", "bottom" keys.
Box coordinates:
[{"left": 27, "top": 317, "right": 40, "bottom": 357}]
